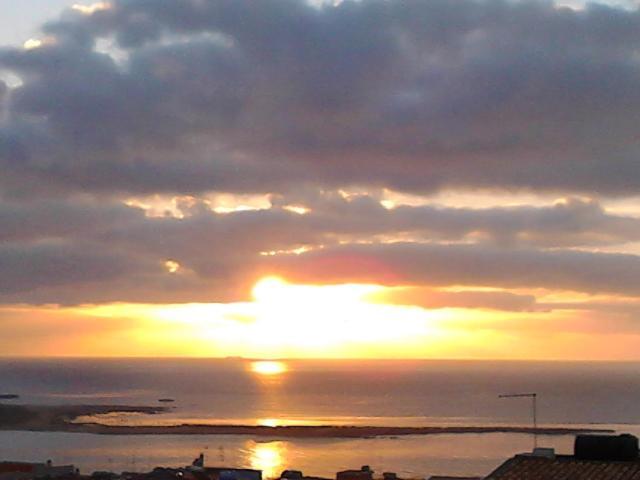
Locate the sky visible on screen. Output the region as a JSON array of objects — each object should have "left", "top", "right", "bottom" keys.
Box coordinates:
[{"left": 1, "top": 0, "right": 640, "bottom": 359}]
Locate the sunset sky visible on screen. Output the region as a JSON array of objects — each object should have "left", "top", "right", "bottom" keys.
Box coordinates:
[{"left": 2, "top": 0, "right": 640, "bottom": 359}]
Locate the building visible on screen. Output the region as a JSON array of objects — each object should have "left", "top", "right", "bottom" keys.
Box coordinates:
[
  {"left": 336, "top": 466, "right": 373, "bottom": 480},
  {"left": 485, "top": 434, "right": 640, "bottom": 480},
  {"left": 122, "top": 453, "right": 261, "bottom": 480},
  {"left": 279, "top": 470, "right": 330, "bottom": 480},
  {"left": 203, "top": 468, "right": 261, "bottom": 480},
  {"left": 0, "top": 461, "right": 77, "bottom": 480},
  {"left": 124, "top": 467, "right": 260, "bottom": 480},
  {"left": 427, "top": 477, "right": 480, "bottom": 480}
]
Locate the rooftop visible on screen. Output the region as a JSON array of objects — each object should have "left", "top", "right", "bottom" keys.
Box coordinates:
[{"left": 486, "top": 454, "right": 640, "bottom": 480}]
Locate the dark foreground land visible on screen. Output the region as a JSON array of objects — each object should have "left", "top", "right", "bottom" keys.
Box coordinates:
[
  {"left": 0, "top": 404, "right": 614, "bottom": 438},
  {"left": 0, "top": 404, "right": 165, "bottom": 429}
]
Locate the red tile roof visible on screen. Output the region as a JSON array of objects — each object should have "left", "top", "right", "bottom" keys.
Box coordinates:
[
  {"left": 486, "top": 454, "right": 640, "bottom": 480},
  {"left": 428, "top": 477, "right": 481, "bottom": 480}
]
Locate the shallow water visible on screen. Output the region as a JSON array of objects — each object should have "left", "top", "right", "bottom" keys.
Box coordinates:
[
  {"left": 0, "top": 431, "right": 590, "bottom": 478},
  {"left": 1, "top": 358, "right": 639, "bottom": 478}
]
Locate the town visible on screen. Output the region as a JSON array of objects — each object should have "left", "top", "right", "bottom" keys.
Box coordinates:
[{"left": 1, "top": 434, "right": 639, "bottom": 480}]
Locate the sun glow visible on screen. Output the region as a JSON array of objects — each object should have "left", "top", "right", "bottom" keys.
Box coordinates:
[
  {"left": 258, "top": 418, "right": 280, "bottom": 427},
  {"left": 119, "top": 276, "right": 451, "bottom": 358},
  {"left": 23, "top": 39, "right": 43, "bottom": 50},
  {"left": 15, "top": 288, "right": 622, "bottom": 359},
  {"left": 57, "top": 277, "right": 522, "bottom": 358},
  {"left": 164, "top": 260, "right": 180, "bottom": 273},
  {"left": 71, "top": 2, "right": 111, "bottom": 15},
  {"left": 252, "top": 277, "right": 288, "bottom": 301},
  {"left": 241, "top": 276, "right": 447, "bottom": 356},
  {"left": 23, "top": 37, "right": 57, "bottom": 50}
]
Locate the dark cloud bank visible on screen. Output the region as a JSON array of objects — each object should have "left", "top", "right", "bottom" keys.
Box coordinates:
[
  {"left": 0, "top": 0, "right": 640, "bottom": 316},
  {"left": 3, "top": 0, "right": 640, "bottom": 195}
]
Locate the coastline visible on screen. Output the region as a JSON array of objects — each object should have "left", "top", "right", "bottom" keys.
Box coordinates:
[
  {"left": 60, "top": 423, "right": 616, "bottom": 437},
  {"left": 0, "top": 404, "right": 614, "bottom": 438}
]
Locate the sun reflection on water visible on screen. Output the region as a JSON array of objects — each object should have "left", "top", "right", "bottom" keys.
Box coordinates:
[
  {"left": 247, "top": 440, "right": 288, "bottom": 480},
  {"left": 258, "top": 418, "right": 280, "bottom": 427},
  {"left": 250, "top": 361, "right": 288, "bottom": 376}
]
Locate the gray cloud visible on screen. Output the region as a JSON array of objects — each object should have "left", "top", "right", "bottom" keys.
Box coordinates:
[
  {"left": 0, "top": 241, "right": 150, "bottom": 294},
  {"left": 0, "top": 198, "right": 143, "bottom": 242},
  {"left": 266, "top": 241, "right": 640, "bottom": 296},
  {"left": 1, "top": 0, "right": 640, "bottom": 194},
  {"left": 279, "top": 194, "right": 640, "bottom": 248},
  {"left": 1, "top": 193, "right": 639, "bottom": 305},
  {"left": 366, "top": 287, "right": 539, "bottom": 312}
]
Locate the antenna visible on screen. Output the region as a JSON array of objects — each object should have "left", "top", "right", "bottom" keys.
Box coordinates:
[{"left": 499, "top": 392, "right": 538, "bottom": 449}]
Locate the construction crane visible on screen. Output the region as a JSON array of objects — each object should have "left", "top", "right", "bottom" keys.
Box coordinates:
[{"left": 499, "top": 392, "right": 538, "bottom": 449}]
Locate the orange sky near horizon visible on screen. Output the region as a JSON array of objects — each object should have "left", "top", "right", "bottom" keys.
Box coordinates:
[{"left": 2, "top": 276, "right": 639, "bottom": 360}]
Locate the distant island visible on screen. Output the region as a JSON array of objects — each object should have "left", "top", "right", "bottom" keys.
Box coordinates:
[
  {"left": 0, "top": 394, "right": 19, "bottom": 400},
  {"left": 0, "top": 404, "right": 614, "bottom": 438}
]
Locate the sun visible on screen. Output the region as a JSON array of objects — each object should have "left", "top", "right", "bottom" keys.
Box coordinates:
[
  {"left": 252, "top": 276, "right": 288, "bottom": 302},
  {"left": 243, "top": 276, "right": 435, "bottom": 353}
]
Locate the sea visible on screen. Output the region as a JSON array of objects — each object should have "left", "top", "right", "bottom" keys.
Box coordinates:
[{"left": 1, "top": 358, "right": 640, "bottom": 479}]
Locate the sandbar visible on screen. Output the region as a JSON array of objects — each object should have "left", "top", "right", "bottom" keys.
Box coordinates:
[{"left": 0, "top": 404, "right": 614, "bottom": 438}]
